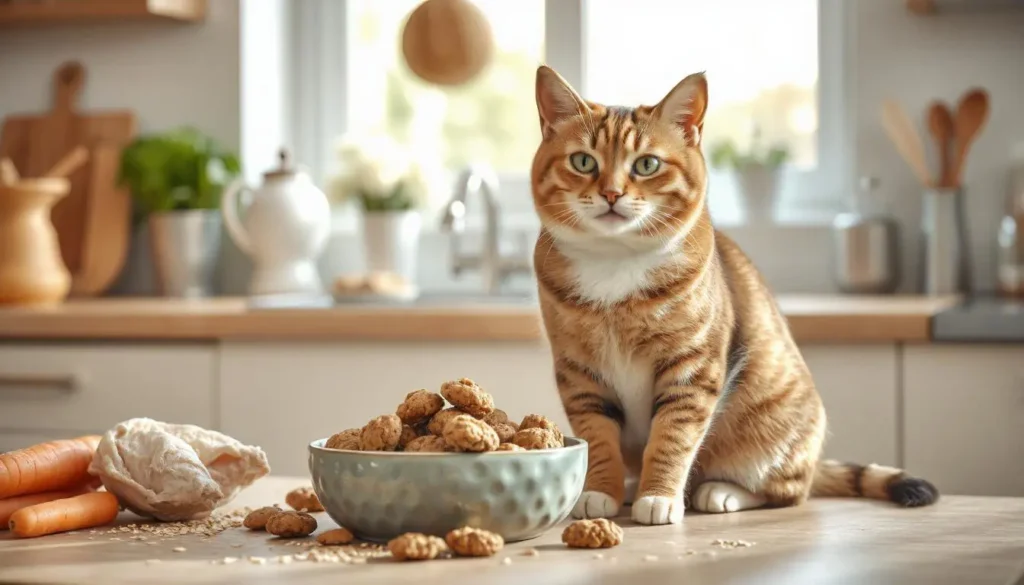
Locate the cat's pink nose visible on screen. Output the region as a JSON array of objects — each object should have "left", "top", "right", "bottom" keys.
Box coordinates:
[{"left": 600, "top": 190, "right": 622, "bottom": 205}]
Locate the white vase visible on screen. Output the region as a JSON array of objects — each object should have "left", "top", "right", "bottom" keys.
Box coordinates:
[
  {"left": 736, "top": 165, "right": 781, "bottom": 224},
  {"left": 360, "top": 210, "right": 422, "bottom": 287}
]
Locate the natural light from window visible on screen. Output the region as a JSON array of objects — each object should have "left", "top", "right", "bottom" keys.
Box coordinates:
[
  {"left": 585, "top": 0, "right": 819, "bottom": 170},
  {"left": 345, "top": 0, "right": 544, "bottom": 175}
]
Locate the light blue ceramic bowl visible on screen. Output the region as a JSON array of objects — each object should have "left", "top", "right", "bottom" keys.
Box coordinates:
[{"left": 308, "top": 437, "right": 587, "bottom": 543}]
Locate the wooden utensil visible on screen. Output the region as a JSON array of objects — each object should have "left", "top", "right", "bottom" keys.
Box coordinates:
[
  {"left": 926, "top": 101, "right": 954, "bottom": 187},
  {"left": 0, "top": 61, "right": 136, "bottom": 297},
  {"left": 45, "top": 146, "right": 89, "bottom": 178},
  {"left": 0, "top": 158, "right": 18, "bottom": 186},
  {"left": 881, "top": 99, "right": 932, "bottom": 186},
  {"left": 949, "top": 88, "right": 990, "bottom": 188}
]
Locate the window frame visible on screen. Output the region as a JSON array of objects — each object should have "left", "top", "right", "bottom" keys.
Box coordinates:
[{"left": 291, "top": 0, "right": 853, "bottom": 228}]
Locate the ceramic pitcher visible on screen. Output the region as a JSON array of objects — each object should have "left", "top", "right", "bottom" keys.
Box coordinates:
[
  {"left": 220, "top": 149, "right": 331, "bottom": 296},
  {"left": 0, "top": 178, "right": 72, "bottom": 305}
]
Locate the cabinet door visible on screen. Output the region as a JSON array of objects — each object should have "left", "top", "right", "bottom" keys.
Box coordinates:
[
  {"left": 0, "top": 343, "right": 217, "bottom": 435},
  {"left": 220, "top": 341, "right": 564, "bottom": 476},
  {"left": 904, "top": 345, "right": 1024, "bottom": 496},
  {"left": 800, "top": 344, "right": 899, "bottom": 466}
]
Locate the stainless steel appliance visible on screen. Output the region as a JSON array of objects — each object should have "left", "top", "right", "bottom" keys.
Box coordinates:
[{"left": 932, "top": 296, "right": 1024, "bottom": 342}]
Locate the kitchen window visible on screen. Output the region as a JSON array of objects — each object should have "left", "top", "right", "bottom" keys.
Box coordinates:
[{"left": 293, "top": 0, "right": 852, "bottom": 228}]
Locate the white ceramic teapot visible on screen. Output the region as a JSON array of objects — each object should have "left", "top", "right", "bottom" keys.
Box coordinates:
[{"left": 221, "top": 149, "right": 331, "bottom": 296}]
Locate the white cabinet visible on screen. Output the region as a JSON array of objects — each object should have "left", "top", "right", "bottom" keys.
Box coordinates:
[
  {"left": 801, "top": 344, "right": 900, "bottom": 466},
  {"left": 220, "top": 341, "right": 899, "bottom": 477},
  {"left": 219, "top": 341, "right": 566, "bottom": 476},
  {"left": 904, "top": 345, "right": 1024, "bottom": 497},
  {"left": 0, "top": 343, "right": 217, "bottom": 439}
]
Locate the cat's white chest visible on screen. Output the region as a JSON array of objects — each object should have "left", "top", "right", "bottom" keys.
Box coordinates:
[
  {"left": 569, "top": 253, "right": 663, "bottom": 306},
  {"left": 596, "top": 327, "right": 655, "bottom": 449}
]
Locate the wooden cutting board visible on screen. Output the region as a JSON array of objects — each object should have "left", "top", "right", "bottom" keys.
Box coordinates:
[{"left": 0, "top": 61, "right": 136, "bottom": 297}]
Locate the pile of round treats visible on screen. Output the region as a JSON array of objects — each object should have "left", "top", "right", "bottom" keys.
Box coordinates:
[{"left": 324, "top": 378, "right": 565, "bottom": 453}]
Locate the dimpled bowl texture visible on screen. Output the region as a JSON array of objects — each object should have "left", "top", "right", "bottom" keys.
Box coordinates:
[{"left": 308, "top": 437, "right": 587, "bottom": 543}]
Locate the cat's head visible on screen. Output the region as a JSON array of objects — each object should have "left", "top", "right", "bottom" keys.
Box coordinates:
[{"left": 530, "top": 65, "right": 709, "bottom": 250}]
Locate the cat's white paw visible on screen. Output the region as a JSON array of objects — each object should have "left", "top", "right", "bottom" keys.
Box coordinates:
[
  {"left": 692, "top": 481, "right": 766, "bottom": 514},
  {"left": 631, "top": 495, "right": 683, "bottom": 525},
  {"left": 572, "top": 491, "right": 620, "bottom": 519}
]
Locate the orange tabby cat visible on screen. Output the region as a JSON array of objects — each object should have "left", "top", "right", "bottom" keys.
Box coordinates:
[{"left": 530, "top": 65, "right": 938, "bottom": 525}]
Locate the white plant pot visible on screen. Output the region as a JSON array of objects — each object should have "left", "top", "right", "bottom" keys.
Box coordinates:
[
  {"left": 736, "top": 166, "right": 781, "bottom": 224},
  {"left": 360, "top": 210, "right": 422, "bottom": 287}
]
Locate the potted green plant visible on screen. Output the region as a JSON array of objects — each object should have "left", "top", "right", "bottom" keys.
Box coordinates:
[
  {"left": 118, "top": 127, "right": 241, "bottom": 298},
  {"left": 708, "top": 128, "right": 789, "bottom": 224}
]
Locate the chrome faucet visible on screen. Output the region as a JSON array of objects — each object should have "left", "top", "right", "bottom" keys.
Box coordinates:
[{"left": 440, "top": 165, "right": 532, "bottom": 294}]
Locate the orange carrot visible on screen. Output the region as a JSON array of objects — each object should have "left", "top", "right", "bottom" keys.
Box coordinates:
[
  {"left": 0, "top": 435, "right": 101, "bottom": 499},
  {"left": 9, "top": 491, "right": 119, "bottom": 538},
  {"left": 0, "top": 486, "right": 95, "bottom": 528}
]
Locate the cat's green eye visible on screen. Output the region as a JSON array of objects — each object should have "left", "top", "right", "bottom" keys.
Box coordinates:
[
  {"left": 569, "top": 152, "right": 597, "bottom": 174},
  {"left": 633, "top": 155, "right": 661, "bottom": 177}
]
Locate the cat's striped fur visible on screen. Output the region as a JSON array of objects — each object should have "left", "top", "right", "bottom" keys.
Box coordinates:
[{"left": 530, "top": 65, "right": 938, "bottom": 525}]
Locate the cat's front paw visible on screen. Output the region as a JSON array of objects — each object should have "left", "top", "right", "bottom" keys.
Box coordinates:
[
  {"left": 572, "top": 491, "right": 620, "bottom": 519},
  {"left": 631, "top": 495, "right": 683, "bottom": 525}
]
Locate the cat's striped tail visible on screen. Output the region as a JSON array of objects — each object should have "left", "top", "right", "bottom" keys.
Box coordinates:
[{"left": 810, "top": 460, "right": 939, "bottom": 507}]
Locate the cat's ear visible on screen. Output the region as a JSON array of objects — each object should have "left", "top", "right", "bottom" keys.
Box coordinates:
[
  {"left": 536, "top": 65, "right": 586, "bottom": 139},
  {"left": 654, "top": 72, "right": 708, "bottom": 147}
]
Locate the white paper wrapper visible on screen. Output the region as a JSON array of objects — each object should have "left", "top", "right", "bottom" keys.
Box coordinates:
[{"left": 89, "top": 418, "right": 271, "bottom": 522}]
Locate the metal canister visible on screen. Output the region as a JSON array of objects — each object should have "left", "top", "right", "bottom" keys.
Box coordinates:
[{"left": 832, "top": 212, "right": 901, "bottom": 294}]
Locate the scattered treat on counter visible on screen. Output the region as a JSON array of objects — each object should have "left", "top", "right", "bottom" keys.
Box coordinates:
[
  {"left": 321, "top": 378, "right": 567, "bottom": 454},
  {"left": 285, "top": 486, "right": 323, "bottom": 513},
  {"left": 445, "top": 526, "right": 504, "bottom": 557},
  {"left": 266, "top": 511, "right": 317, "bottom": 538},
  {"left": 89, "top": 418, "right": 271, "bottom": 522},
  {"left": 561, "top": 519, "right": 624, "bottom": 549},
  {"left": 317, "top": 527, "right": 355, "bottom": 546},
  {"left": 243, "top": 506, "right": 284, "bottom": 531},
  {"left": 387, "top": 532, "right": 449, "bottom": 561}
]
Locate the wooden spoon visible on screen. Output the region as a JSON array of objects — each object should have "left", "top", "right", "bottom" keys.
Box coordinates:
[
  {"left": 881, "top": 99, "right": 933, "bottom": 187},
  {"left": 0, "top": 158, "right": 19, "bottom": 186},
  {"left": 926, "top": 101, "right": 954, "bottom": 187},
  {"left": 45, "top": 146, "right": 89, "bottom": 179},
  {"left": 949, "top": 88, "right": 990, "bottom": 188}
]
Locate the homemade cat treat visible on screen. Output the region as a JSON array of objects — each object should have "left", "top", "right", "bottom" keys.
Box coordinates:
[
  {"left": 445, "top": 526, "right": 504, "bottom": 557},
  {"left": 266, "top": 511, "right": 317, "bottom": 538},
  {"left": 244, "top": 506, "right": 283, "bottom": 530},
  {"left": 321, "top": 379, "right": 569, "bottom": 454},
  {"left": 396, "top": 389, "right": 445, "bottom": 425},
  {"left": 359, "top": 415, "right": 403, "bottom": 451},
  {"left": 402, "top": 435, "right": 449, "bottom": 453},
  {"left": 285, "top": 486, "right": 323, "bottom": 513},
  {"left": 317, "top": 527, "right": 355, "bottom": 546},
  {"left": 426, "top": 408, "right": 466, "bottom": 436},
  {"left": 511, "top": 428, "right": 562, "bottom": 450},
  {"left": 89, "top": 418, "right": 270, "bottom": 522},
  {"left": 519, "top": 414, "right": 564, "bottom": 446},
  {"left": 439, "top": 378, "right": 494, "bottom": 418},
  {"left": 561, "top": 519, "right": 623, "bottom": 549},
  {"left": 442, "top": 415, "right": 499, "bottom": 453},
  {"left": 324, "top": 429, "right": 360, "bottom": 450},
  {"left": 388, "top": 532, "right": 448, "bottom": 561}
]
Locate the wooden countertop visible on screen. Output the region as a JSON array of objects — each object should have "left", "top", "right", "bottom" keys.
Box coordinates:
[
  {"left": 1, "top": 476, "right": 1021, "bottom": 585},
  {"left": 0, "top": 295, "right": 960, "bottom": 343}
]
